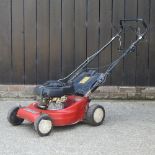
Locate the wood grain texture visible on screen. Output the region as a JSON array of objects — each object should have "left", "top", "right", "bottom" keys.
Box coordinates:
[
  {"left": 0, "top": 0, "right": 12, "bottom": 84},
  {"left": 12, "top": 0, "right": 24, "bottom": 84},
  {"left": 75, "top": 0, "right": 87, "bottom": 68},
  {"left": 99, "top": 0, "right": 112, "bottom": 85},
  {"left": 0, "top": 0, "right": 154, "bottom": 86},
  {"left": 124, "top": 0, "right": 137, "bottom": 86},
  {"left": 62, "top": 0, "right": 75, "bottom": 77},
  {"left": 111, "top": 0, "right": 124, "bottom": 86},
  {"left": 87, "top": 0, "right": 99, "bottom": 69},
  {"left": 37, "top": 0, "right": 50, "bottom": 84},
  {"left": 24, "top": 0, "right": 37, "bottom": 84},
  {"left": 136, "top": 0, "right": 150, "bottom": 86},
  {"left": 49, "top": 0, "right": 62, "bottom": 80},
  {"left": 149, "top": 0, "right": 155, "bottom": 86}
]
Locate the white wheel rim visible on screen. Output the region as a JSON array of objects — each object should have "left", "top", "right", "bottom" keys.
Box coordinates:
[
  {"left": 38, "top": 119, "right": 52, "bottom": 134},
  {"left": 93, "top": 108, "right": 104, "bottom": 123}
]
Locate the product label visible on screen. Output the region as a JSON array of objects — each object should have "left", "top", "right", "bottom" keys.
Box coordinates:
[{"left": 79, "top": 76, "right": 90, "bottom": 84}]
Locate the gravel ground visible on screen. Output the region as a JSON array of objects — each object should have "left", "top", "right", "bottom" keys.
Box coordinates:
[{"left": 0, "top": 100, "right": 155, "bottom": 155}]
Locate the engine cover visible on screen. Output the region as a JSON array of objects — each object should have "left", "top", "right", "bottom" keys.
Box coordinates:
[
  {"left": 34, "top": 70, "right": 105, "bottom": 97},
  {"left": 34, "top": 80, "right": 74, "bottom": 97}
]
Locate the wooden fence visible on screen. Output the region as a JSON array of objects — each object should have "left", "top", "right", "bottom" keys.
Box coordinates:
[{"left": 0, "top": 0, "right": 154, "bottom": 86}]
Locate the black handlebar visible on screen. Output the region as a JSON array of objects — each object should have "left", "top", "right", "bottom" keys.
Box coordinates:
[
  {"left": 59, "top": 18, "right": 148, "bottom": 83},
  {"left": 120, "top": 19, "right": 147, "bottom": 30}
]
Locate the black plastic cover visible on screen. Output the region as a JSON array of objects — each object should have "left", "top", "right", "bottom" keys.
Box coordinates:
[
  {"left": 34, "top": 80, "right": 74, "bottom": 97},
  {"left": 34, "top": 70, "right": 105, "bottom": 97},
  {"left": 72, "top": 70, "right": 103, "bottom": 95}
]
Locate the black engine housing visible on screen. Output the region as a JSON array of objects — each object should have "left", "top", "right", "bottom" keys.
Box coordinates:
[{"left": 34, "top": 70, "right": 105, "bottom": 97}]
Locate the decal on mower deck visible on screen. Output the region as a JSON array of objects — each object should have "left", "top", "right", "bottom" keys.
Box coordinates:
[
  {"left": 79, "top": 76, "right": 90, "bottom": 84},
  {"left": 24, "top": 108, "right": 39, "bottom": 114}
]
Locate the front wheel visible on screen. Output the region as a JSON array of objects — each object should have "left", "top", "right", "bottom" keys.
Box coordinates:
[
  {"left": 34, "top": 114, "right": 53, "bottom": 137},
  {"left": 7, "top": 106, "right": 24, "bottom": 126},
  {"left": 86, "top": 104, "right": 105, "bottom": 126}
]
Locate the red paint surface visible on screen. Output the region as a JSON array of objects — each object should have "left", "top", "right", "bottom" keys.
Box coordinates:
[{"left": 17, "top": 95, "right": 90, "bottom": 126}]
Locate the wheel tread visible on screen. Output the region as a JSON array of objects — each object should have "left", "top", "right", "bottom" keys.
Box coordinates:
[{"left": 86, "top": 104, "right": 105, "bottom": 126}]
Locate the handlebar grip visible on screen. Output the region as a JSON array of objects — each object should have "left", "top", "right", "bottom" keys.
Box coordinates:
[{"left": 120, "top": 18, "right": 147, "bottom": 29}]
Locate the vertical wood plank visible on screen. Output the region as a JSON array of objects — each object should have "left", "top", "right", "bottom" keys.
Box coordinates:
[
  {"left": 149, "top": 0, "right": 155, "bottom": 86},
  {"left": 37, "top": 0, "right": 50, "bottom": 84},
  {"left": 24, "top": 0, "right": 37, "bottom": 84},
  {"left": 136, "top": 0, "right": 150, "bottom": 86},
  {"left": 99, "top": 0, "right": 112, "bottom": 85},
  {"left": 124, "top": 0, "right": 137, "bottom": 86},
  {"left": 111, "top": 0, "right": 124, "bottom": 85},
  {"left": 75, "top": 0, "right": 87, "bottom": 67},
  {"left": 0, "top": 0, "right": 11, "bottom": 84},
  {"left": 87, "top": 0, "right": 99, "bottom": 69},
  {"left": 62, "top": 0, "right": 75, "bottom": 77},
  {"left": 49, "top": 0, "right": 62, "bottom": 80},
  {"left": 12, "top": 0, "right": 24, "bottom": 84}
]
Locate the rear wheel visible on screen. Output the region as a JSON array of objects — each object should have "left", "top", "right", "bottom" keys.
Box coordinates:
[
  {"left": 34, "top": 114, "right": 53, "bottom": 137},
  {"left": 7, "top": 106, "right": 24, "bottom": 126},
  {"left": 86, "top": 104, "right": 105, "bottom": 126}
]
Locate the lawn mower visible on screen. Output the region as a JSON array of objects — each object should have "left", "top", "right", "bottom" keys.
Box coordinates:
[{"left": 7, "top": 19, "right": 148, "bottom": 136}]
